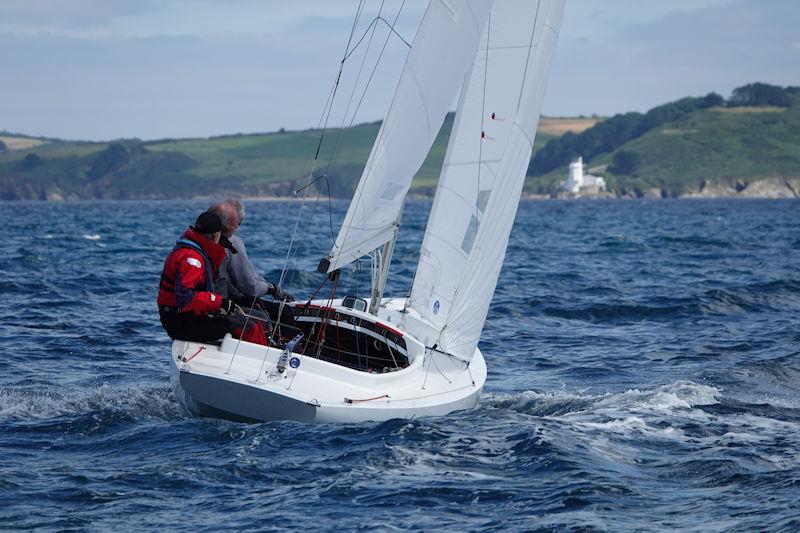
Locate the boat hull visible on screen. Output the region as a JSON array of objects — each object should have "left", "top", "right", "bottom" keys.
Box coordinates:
[
  {"left": 168, "top": 299, "right": 487, "bottom": 424},
  {"left": 170, "top": 351, "right": 484, "bottom": 424}
]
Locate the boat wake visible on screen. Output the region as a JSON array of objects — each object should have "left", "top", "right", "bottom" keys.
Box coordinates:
[
  {"left": 0, "top": 382, "right": 185, "bottom": 423},
  {"left": 484, "top": 379, "right": 800, "bottom": 471}
]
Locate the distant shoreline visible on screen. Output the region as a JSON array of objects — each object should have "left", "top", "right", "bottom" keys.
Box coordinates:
[{"left": 2, "top": 192, "right": 798, "bottom": 203}]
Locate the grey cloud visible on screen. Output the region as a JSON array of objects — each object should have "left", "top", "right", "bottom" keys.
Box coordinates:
[
  {"left": 544, "top": 0, "right": 800, "bottom": 117},
  {"left": 0, "top": 0, "right": 163, "bottom": 31}
]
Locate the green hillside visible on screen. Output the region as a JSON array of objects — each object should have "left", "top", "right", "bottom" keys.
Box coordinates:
[
  {"left": 0, "top": 115, "right": 559, "bottom": 200},
  {"left": 527, "top": 100, "right": 800, "bottom": 196},
  {"left": 3, "top": 82, "right": 799, "bottom": 200},
  {"left": 526, "top": 83, "right": 800, "bottom": 197},
  {"left": 602, "top": 104, "right": 800, "bottom": 195}
]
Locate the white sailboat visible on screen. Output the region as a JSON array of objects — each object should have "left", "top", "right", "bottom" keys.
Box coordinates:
[{"left": 170, "top": 0, "right": 564, "bottom": 423}]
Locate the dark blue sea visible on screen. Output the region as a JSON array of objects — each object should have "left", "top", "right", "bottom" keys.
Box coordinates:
[{"left": 1, "top": 199, "right": 799, "bottom": 531}]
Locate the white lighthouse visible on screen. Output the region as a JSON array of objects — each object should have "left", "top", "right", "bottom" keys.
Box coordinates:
[{"left": 561, "top": 156, "right": 605, "bottom": 195}]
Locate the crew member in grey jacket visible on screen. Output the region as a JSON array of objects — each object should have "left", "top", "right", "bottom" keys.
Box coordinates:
[
  {"left": 211, "top": 199, "right": 294, "bottom": 304},
  {"left": 209, "top": 199, "right": 294, "bottom": 332}
]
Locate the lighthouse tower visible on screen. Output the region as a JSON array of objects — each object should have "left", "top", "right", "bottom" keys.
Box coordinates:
[{"left": 565, "top": 157, "right": 584, "bottom": 193}]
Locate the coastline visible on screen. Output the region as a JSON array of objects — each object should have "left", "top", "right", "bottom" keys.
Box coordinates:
[{"left": 2, "top": 176, "right": 798, "bottom": 202}]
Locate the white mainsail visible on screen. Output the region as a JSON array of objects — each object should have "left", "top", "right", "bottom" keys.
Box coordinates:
[
  {"left": 408, "top": 0, "right": 565, "bottom": 360},
  {"left": 319, "top": 0, "right": 493, "bottom": 273}
]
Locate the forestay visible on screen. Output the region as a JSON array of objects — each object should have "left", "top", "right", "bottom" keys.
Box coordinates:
[
  {"left": 408, "top": 0, "right": 565, "bottom": 360},
  {"left": 320, "top": 0, "right": 493, "bottom": 273}
]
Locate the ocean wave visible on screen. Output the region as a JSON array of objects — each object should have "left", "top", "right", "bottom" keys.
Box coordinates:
[
  {"left": 541, "top": 301, "right": 694, "bottom": 322},
  {"left": 2, "top": 198, "right": 798, "bottom": 529},
  {"left": 486, "top": 380, "right": 720, "bottom": 418},
  {"left": 0, "top": 383, "right": 184, "bottom": 422},
  {"left": 485, "top": 381, "right": 800, "bottom": 469}
]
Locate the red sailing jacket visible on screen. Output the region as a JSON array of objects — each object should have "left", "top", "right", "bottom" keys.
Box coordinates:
[{"left": 157, "top": 228, "right": 227, "bottom": 315}]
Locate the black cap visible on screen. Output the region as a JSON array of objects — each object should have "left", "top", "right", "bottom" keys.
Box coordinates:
[{"left": 193, "top": 211, "right": 224, "bottom": 234}]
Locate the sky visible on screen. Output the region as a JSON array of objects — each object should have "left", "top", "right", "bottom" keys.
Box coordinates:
[{"left": 1, "top": 0, "right": 798, "bottom": 141}]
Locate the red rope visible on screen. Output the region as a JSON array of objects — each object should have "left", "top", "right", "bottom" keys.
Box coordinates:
[
  {"left": 314, "top": 275, "right": 340, "bottom": 349},
  {"left": 345, "top": 394, "right": 389, "bottom": 404},
  {"left": 336, "top": 318, "right": 342, "bottom": 361},
  {"left": 182, "top": 346, "right": 205, "bottom": 363}
]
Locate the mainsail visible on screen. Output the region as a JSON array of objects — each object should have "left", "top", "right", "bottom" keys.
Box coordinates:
[
  {"left": 408, "top": 0, "right": 565, "bottom": 360},
  {"left": 319, "top": 0, "right": 493, "bottom": 273}
]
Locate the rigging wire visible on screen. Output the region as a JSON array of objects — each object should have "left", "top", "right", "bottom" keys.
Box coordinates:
[
  {"left": 324, "top": 0, "right": 419, "bottom": 277},
  {"left": 322, "top": 0, "right": 407, "bottom": 184},
  {"left": 226, "top": 0, "right": 367, "bottom": 378},
  {"left": 348, "top": 0, "right": 408, "bottom": 143},
  {"left": 342, "top": 15, "right": 411, "bottom": 63},
  {"left": 320, "top": 0, "right": 386, "bottom": 184},
  {"left": 279, "top": 0, "right": 410, "bottom": 293},
  {"left": 277, "top": 0, "right": 367, "bottom": 292},
  {"left": 292, "top": 174, "right": 336, "bottom": 245}
]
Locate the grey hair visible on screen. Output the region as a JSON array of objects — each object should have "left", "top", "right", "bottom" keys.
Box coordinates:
[
  {"left": 225, "top": 198, "right": 245, "bottom": 223},
  {"left": 207, "top": 204, "right": 234, "bottom": 236}
]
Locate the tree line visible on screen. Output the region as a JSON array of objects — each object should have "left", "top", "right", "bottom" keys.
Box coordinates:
[{"left": 529, "top": 83, "right": 798, "bottom": 177}]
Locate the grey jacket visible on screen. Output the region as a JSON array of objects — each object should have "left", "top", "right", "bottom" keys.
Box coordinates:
[{"left": 216, "top": 235, "right": 274, "bottom": 300}]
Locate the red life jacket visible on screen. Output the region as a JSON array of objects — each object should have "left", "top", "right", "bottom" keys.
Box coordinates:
[{"left": 157, "top": 228, "right": 227, "bottom": 315}]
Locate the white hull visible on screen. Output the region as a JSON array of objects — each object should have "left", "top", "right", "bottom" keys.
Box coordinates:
[{"left": 169, "top": 298, "right": 486, "bottom": 423}]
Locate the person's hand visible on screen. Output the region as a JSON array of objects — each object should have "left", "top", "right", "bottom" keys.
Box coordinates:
[
  {"left": 272, "top": 286, "right": 294, "bottom": 302},
  {"left": 220, "top": 298, "right": 242, "bottom": 316}
]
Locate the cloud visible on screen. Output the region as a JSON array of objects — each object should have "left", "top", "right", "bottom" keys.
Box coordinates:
[
  {"left": 0, "top": 2, "right": 419, "bottom": 140},
  {"left": 0, "top": 0, "right": 163, "bottom": 33},
  {"left": 544, "top": 0, "right": 800, "bottom": 116},
  {"left": 1, "top": 1, "right": 795, "bottom": 139}
]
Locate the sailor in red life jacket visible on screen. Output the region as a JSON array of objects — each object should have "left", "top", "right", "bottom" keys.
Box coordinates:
[{"left": 157, "top": 211, "right": 267, "bottom": 345}]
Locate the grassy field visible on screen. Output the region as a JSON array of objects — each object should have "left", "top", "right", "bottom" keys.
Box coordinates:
[
  {"left": 538, "top": 117, "right": 601, "bottom": 136},
  {"left": 0, "top": 136, "right": 48, "bottom": 151},
  {"left": 1, "top": 116, "right": 596, "bottom": 199},
  {"left": 5, "top": 99, "right": 799, "bottom": 199}
]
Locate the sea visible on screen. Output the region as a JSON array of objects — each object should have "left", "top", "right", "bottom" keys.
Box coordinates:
[{"left": 1, "top": 198, "right": 798, "bottom": 531}]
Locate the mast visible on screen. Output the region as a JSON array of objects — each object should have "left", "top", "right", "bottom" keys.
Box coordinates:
[
  {"left": 318, "top": 0, "right": 493, "bottom": 275},
  {"left": 369, "top": 229, "right": 396, "bottom": 315},
  {"left": 368, "top": 199, "right": 404, "bottom": 315}
]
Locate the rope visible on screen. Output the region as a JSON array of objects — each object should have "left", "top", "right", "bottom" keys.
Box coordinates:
[
  {"left": 313, "top": 274, "right": 340, "bottom": 353},
  {"left": 429, "top": 348, "right": 452, "bottom": 384},
  {"left": 421, "top": 350, "right": 433, "bottom": 390},
  {"left": 292, "top": 174, "right": 336, "bottom": 246},
  {"left": 345, "top": 394, "right": 389, "bottom": 404},
  {"left": 180, "top": 346, "right": 205, "bottom": 363}
]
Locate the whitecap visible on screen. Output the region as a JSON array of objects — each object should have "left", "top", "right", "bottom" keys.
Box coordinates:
[
  {"left": 83, "top": 234, "right": 101, "bottom": 240},
  {"left": 0, "top": 383, "right": 184, "bottom": 421}
]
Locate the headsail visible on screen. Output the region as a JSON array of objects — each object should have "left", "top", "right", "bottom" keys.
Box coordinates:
[
  {"left": 319, "top": 0, "right": 493, "bottom": 273},
  {"left": 408, "top": 0, "right": 565, "bottom": 360}
]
